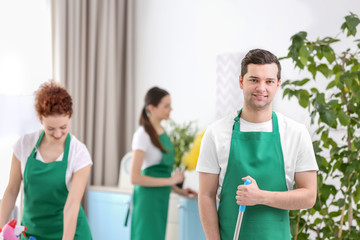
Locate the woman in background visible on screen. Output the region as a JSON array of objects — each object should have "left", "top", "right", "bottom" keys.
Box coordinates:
[
  {"left": 130, "top": 87, "right": 197, "bottom": 240},
  {"left": 0, "top": 81, "right": 92, "bottom": 240}
]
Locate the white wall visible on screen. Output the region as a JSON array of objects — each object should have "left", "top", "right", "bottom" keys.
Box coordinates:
[
  {"left": 134, "top": 0, "right": 360, "bottom": 131},
  {"left": 133, "top": 0, "right": 360, "bottom": 192},
  {"left": 0, "top": 0, "right": 51, "bottom": 211}
]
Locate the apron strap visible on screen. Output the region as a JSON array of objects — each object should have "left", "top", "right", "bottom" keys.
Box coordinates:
[
  {"left": 271, "top": 112, "right": 279, "bottom": 133},
  {"left": 31, "top": 131, "right": 45, "bottom": 158},
  {"left": 233, "top": 109, "right": 279, "bottom": 133},
  {"left": 63, "top": 133, "right": 71, "bottom": 168},
  {"left": 124, "top": 195, "right": 132, "bottom": 227},
  {"left": 31, "top": 131, "right": 71, "bottom": 165},
  {"left": 233, "top": 109, "right": 242, "bottom": 131},
  {"left": 35, "top": 131, "right": 45, "bottom": 148}
]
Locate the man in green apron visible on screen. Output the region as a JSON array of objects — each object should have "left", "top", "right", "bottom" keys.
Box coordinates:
[{"left": 197, "top": 49, "right": 318, "bottom": 239}]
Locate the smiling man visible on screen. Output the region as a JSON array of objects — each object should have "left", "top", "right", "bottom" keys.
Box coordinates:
[{"left": 197, "top": 49, "right": 318, "bottom": 240}]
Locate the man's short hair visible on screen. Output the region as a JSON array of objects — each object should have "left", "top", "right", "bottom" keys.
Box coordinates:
[{"left": 241, "top": 49, "right": 281, "bottom": 80}]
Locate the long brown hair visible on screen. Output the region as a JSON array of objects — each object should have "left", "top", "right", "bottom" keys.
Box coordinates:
[{"left": 139, "top": 87, "right": 169, "bottom": 152}]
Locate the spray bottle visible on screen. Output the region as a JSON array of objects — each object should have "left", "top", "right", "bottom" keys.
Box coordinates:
[{"left": 0, "top": 219, "right": 27, "bottom": 240}]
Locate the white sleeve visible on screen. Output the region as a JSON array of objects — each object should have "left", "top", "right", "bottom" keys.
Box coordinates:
[
  {"left": 72, "top": 143, "right": 93, "bottom": 173},
  {"left": 132, "top": 128, "right": 149, "bottom": 152},
  {"left": 295, "top": 125, "right": 319, "bottom": 172},
  {"left": 196, "top": 127, "right": 220, "bottom": 174},
  {"left": 13, "top": 136, "right": 24, "bottom": 162},
  {"left": 13, "top": 132, "right": 36, "bottom": 164}
]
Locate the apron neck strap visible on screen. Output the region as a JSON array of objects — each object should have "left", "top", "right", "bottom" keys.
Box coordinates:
[
  {"left": 271, "top": 111, "right": 279, "bottom": 133},
  {"left": 233, "top": 109, "right": 279, "bottom": 133},
  {"left": 233, "top": 109, "right": 242, "bottom": 131},
  {"left": 32, "top": 131, "right": 71, "bottom": 161},
  {"left": 31, "top": 131, "right": 45, "bottom": 157},
  {"left": 63, "top": 133, "right": 71, "bottom": 160},
  {"left": 35, "top": 131, "right": 45, "bottom": 148}
]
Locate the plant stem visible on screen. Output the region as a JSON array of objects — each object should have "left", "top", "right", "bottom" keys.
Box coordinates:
[
  {"left": 348, "top": 193, "right": 353, "bottom": 228},
  {"left": 338, "top": 203, "right": 346, "bottom": 237},
  {"left": 294, "top": 212, "right": 300, "bottom": 240},
  {"left": 338, "top": 173, "right": 354, "bottom": 237}
]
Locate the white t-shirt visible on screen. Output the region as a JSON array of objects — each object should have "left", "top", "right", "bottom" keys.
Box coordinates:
[
  {"left": 196, "top": 111, "right": 319, "bottom": 198},
  {"left": 132, "top": 126, "right": 163, "bottom": 170},
  {"left": 13, "top": 131, "right": 93, "bottom": 190}
]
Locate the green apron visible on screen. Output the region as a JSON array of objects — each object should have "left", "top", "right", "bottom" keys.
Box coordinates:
[
  {"left": 21, "top": 131, "right": 92, "bottom": 240},
  {"left": 218, "top": 110, "right": 291, "bottom": 240},
  {"left": 131, "top": 132, "right": 175, "bottom": 240}
]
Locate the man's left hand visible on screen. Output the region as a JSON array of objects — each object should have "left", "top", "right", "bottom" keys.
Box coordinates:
[{"left": 235, "top": 176, "right": 263, "bottom": 206}]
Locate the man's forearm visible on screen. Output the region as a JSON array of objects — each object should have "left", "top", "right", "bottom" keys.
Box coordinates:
[
  {"left": 259, "top": 188, "right": 316, "bottom": 210},
  {"left": 198, "top": 195, "right": 220, "bottom": 240},
  {"left": 237, "top": 172, "right": 317, "bottom": 210}
]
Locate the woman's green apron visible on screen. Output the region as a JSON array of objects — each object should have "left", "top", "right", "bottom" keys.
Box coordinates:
[
  {"left": 21, "top": 131, "right": 92, "bottom": 240},
  {"left": 131, "top": 132, "right": 174, "bottom": 240},
  {"left": 218, "top": 110, "right": 291, "bottom": 239}
]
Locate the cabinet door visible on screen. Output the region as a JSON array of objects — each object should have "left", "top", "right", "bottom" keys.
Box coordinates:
[
  {"left": 88, "top": 190, "right": 131, "bottom": 240},
  {"left": 178, "top": 198, "right": 206, "bottom": 240}
]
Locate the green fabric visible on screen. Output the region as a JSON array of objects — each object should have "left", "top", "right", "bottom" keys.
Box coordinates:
[
  {"left": 131, "top": 132, "right": 175, "bottom": 240},
  {"left": 21, "top": 131, "right": 92, "bottom": 240},
  {"left": 218, "top": 110, "right": 291, "bottom": 240}
]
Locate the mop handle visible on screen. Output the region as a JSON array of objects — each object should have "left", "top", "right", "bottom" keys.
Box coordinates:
[{"left": 239, "top": 179, "right": 251, "bottom": 212}]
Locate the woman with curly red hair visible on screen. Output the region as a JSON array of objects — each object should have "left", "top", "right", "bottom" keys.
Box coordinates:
[{"left": 0, "top": 81, "right": 92, "bottom": 239}]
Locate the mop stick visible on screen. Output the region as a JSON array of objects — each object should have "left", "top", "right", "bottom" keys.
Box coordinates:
[{"left": 233, "top": 178, "right": 251, "bottom": 240}]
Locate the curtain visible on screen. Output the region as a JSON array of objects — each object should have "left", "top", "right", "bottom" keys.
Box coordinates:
[{"left": 52, "top": 0, "right": 134, "bottom": 188}]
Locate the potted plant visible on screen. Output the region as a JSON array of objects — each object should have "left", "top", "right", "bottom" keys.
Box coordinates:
[
  {"left": 280, "top": 12, "right": 360, "bottom": 239},
  {"left": 165, "top": 119, "right": 198, "bottom": 170},
  {"left": 165, "top": 119, "right": 200, "bottom": 187}
]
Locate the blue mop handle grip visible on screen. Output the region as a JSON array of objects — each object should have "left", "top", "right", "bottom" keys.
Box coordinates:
[{"left": 239, "top": 179, "right": 251, "bottom": 212}]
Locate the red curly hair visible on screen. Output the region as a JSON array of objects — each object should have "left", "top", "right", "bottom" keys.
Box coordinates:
[{"left": 35, "top": 81, "right": 73, "bottom": 119}]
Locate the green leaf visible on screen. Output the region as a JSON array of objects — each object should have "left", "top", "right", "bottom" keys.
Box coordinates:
[
  {"left": 329, "top": 211, "right": 341, "bottom": 218},
  {"left": 282, "top": 88, "right": 290, "bottom": 98},
  {"left": 300, "top": 56, "right": 308, "bottom": 66},
  {"left": 281, "top": 79, "right": 291, "bottom": 87},
  {"left": 291, "top": 31, "right": 307, "bottom": 48},
  {"left": 299, "top": 45, "right": 310, "bottom": 66},
  {"left": 333, "top": 65, "right": 342, "bottom": 74},
  {"left": 296, "top": 60, "right": 305, "bottom": 70},
  {"left": 341, "top": 13, "right": 360, "bottom": 36},
  {"left": 344, "top": 73, "right": 357, "bottom": 89},
  {"left": 353, "top": 185, "right": 360, "bottom": 203},
  {"left": 326, "top": 80, "right": 336, "bottom": 90},
  {"left": 310, "top": 88, "right": 318, "bottom": 93},
  {"left": 327, "top": 99, "right": 338, "bottom": 107},
  {"left": 322, "top": 37, "right": 340, "bottom": 44},
  {"left": 320, "top": 109, "right": 337, "bottom": 128},
  {"left": 315, "top": 93, "right": 326, "bottom": 105},
  {"left": 299, "top": 90, "right": 310, "bottom": 108},
  {"left": 333, "top": 159, "right": 342, "bottom": 170},
  {"left": 323, "top": 46, "right": 336, "bottom": 63},
  {"left": 292, "top": 78, "right": 310, "bottom": 86},
  {"left": 338, "top": 110, "right": 350, "bottom": 126},
  {"left": 318, "top": 64, "right": 331, "bottom": 78},
  {"left": 337, "top": 198, "right": 345, "bottom": 208},
  {"left": 320, "top": 157, "right": 329, "bottom": 168},
  {"left": 308, "top": 63, "right": 317, "bottom": 78},
  {"left": 289, "top": 45, "right": 298, "bottom": 60}
]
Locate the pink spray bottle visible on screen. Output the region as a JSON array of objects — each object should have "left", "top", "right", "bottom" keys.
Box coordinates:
[{"left": 0, "top": 219, "right": 27, "bottom": 240}]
